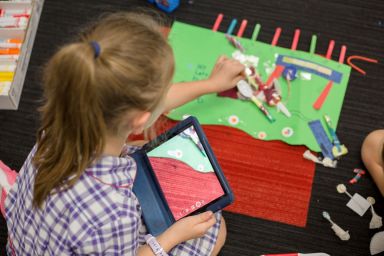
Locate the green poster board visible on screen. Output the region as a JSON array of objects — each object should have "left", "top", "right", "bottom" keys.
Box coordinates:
[{"left": 167, "top": 22, "right": 351, "bottom": 152}]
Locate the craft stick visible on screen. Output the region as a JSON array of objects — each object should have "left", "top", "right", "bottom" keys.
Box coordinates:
[
  {"left": 226, "top": 18, "right": 237, "bottom": 35},
  {"left": 309, "top": 35, "right": 317, "bottom": 54},
  {"left": 251, "top": 23, "right": 261, "bottom": 41},
  {"left": 291, "top": 29, "right": 300, "bottom": 50},
  {"left": 339, "top": 45, "right": 347, "bottom": 63},
  {"left": 212, "top": 13, "right": 224, "bottom": 31},
  {"left": 237, "top": 19, "right": 248, "bottom": 37},
  {"left": 325, "top": 40, "right": 335, "bottom": 59},
  {"left": 271, "top": 27, "right": 282, "bottom": 46}
]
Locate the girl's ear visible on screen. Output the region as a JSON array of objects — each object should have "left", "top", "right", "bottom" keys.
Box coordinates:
[{"left": 131, "top": 111, "right": 152, "bottom": 135}]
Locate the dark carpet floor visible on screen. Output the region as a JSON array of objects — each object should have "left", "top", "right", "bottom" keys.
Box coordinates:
[{"left": 0, "top": 0, "right": 384, "bottom": 255}]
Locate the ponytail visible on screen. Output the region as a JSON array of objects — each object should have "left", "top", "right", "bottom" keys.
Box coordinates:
[
  {"left": 33, "top": 42, "right": 106, "bottom": 207},
  {"left": 32, "top": 12, "right": 173, "bottom": 208}
]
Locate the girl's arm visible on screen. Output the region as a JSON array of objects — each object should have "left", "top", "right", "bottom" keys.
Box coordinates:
[
  {"left": 163, "top": 56, "right": 245, "bottom": 112},
  {"left": 137, "top": 211, "right": 216, "bottom": 255}
]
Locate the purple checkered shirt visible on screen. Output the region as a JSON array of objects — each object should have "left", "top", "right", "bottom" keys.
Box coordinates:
[{"left": 5, "top": 145, "right": 221, "bottom": 255}]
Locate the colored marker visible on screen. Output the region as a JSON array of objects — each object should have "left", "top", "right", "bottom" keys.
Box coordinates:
[
  {"left": 251, "top": 96, "right": 275, "bottom": 123},
  {"left": 339, "top": 45, "right": 347, "bottom": 63},
  {"left": 251, "top": 23, "right": 261, "bottom": 41},
  {"left": 236, "top": 19, "right": 248, "bottom": 37},
  {"left": 0, "top": 39, "right": 22, "bottom": 43},
  {"left": 0, "top": 71, "right": 14, "bottom": 82},
  {"left": 271, "top": 27, "right": 282, "bottom": 46},
  {"left": 212, "top": 13, "right": 223, "bottom": 31},
  {"left": 237, "top": 80, "right": 275, "bottom": 123},
  {"left": 0, "top": 48, "right": 20, "bottom": 55},
  {"left": 325, "top": 40, "right": 335, "bottom": 59},
  {"left": 291, "top": 29, "right": 300, "bottom": 50},
  {"left": 309, "top": 35, "right": 317, "bottom": 54},
  {"left": 226, "top": 18, "right": 237, "bottom": 35}
]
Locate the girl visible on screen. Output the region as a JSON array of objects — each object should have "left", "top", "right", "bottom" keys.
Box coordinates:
[
  {"left": 0, "top": 12, "right": 245, "bottom": 255},
  {"left": 361, "top": 130, "right": 384, "bottom": 196}
]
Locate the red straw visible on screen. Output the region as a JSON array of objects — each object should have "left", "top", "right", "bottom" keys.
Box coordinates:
[
  {"left": 271, "top": 27, "right": 282, "bottom": 46},
  {"left": 347, "top": 55, "right": 379, "bottom": 75},
  {"left": 325, "top": 40, "right": 335, "bottom": 59},
  {"left": 237, "top": 19, "right": 248, "bottom": 37},
  {"left": 339, "top": 45, "right": 347, "bottom": 63},
  {"left": 212, "top": 13, "right": 224, "bottom": 31},
  {"left": 313, "top": 81, "right": 333, "bottom": 110},
  {"left": 291, "top": 29, "right": 300, "bottom": 50}
]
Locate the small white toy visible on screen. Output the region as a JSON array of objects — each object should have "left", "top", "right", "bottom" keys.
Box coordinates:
[
  {"left": 322, "top": 211, "right": 350, "bottom": 241},
  {"left": 303, "top": 150, "right": 337, "bottom": 168},
  {"left": 336, "top": 184, "right": 370, "bottom": 216},
  {"left": 367, "top": 197, "right": 383, "bottom": 229},
  {"left": 370, "top": 231, "right": 384, "bottom": 255}
]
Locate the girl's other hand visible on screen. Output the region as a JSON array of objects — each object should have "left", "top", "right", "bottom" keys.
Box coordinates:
[
  {"left": 166, "top": 211, "right": 217, "bottom": 244},
  {"left": 208, "top": 56, "right": 245, "bottom": 93}
]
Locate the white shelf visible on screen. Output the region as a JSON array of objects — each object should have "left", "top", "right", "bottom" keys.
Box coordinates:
[{"left": 0, "top": 0, "right": 44, "bottom": 109}]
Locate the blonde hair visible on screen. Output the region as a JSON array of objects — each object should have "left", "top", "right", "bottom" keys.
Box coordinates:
[{"left": 32, "top": 12, "right": 174, "bottom": 207}]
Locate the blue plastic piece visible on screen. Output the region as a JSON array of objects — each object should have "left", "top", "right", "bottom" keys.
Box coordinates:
[
  {"left": 148, "top": 0, "right": 180, "bottom": 13},
  {"left": 308, "top": 120, "right": 334, "bottom": 160},
  {"left": 283, "top": 65, "right": 298, "bottom": 81}
]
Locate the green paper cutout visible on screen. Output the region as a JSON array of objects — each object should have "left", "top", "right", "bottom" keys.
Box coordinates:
[
  {"left": 147, "top": 134, "right": 213, "bottom": 172},
  {"left": 167, "top": 22, "right": 351, "bottom": 152}
]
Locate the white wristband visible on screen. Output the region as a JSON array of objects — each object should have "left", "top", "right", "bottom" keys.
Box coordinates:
[{"left": 145, "top": 234, "right": 169, "bottom": 256}]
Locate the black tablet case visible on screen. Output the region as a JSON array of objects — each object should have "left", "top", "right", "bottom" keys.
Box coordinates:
[{"left": 132, "top": 116, "right": 234, "bottom": 236}]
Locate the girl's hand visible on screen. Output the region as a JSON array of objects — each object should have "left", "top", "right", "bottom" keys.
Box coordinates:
[
  {"left": 165, "top": 211, "right": 217, "bottom": 244},
  {"left": 208, "top": 56, "right": 245, "bottom": 93}
]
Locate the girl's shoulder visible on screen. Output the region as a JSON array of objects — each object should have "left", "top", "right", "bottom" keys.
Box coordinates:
[{"left": 59, "top": 155, "right": 142, "bottom": 232}]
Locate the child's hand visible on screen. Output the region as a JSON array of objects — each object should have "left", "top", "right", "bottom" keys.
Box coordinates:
[
  {"left": 166, "top": 211, "right": 217, "bottom": 243},
  {"left": 208, "top": 56, "right": 245, "bottom": 93}
]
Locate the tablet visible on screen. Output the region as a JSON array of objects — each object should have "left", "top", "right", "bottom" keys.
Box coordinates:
[{"left": 132, "top": 116, "right": 234, "bottom": 236}]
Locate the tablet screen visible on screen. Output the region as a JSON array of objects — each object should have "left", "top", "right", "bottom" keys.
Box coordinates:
[{"left": 147, "top": 125, "right": 225, "bottom": 220}]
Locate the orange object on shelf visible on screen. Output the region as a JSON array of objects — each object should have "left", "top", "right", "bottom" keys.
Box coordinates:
[{"left": 0, "top": 48, "right": 20, "bottom": 55}]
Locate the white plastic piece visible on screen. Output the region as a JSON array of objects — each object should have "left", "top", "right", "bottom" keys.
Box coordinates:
[
  {"left": 299, "top": 72, "right": 312, "bottom": 80},
  {"left": 322, "top": 157, "right": 337, "bottom": 168},
  {"left": 337, "top": 184, "right": 347, "bottom": 194},
  {"left": 303, "top": 150, "right": 337, "bottom": 168},
  {"left": 370, "top": 208, "right": 383, "bottom": 229},
  {"left": 367, "top": 197, "right": 376, "bottom": 205},
  {"left": 347, "top": 194, "right": 371, "bottom": 216},
  {"left": 370, "top": 231, "right": 384, "bottom": 255},
  {"left": 322, "top": 211, "right": 350, "bottom": 241},
  {"left": 303, "top": 150, "right": 322, "bottom": 164},
  {"left": 276, "top": 102, "right": 291, "bottom": 117},
  {"left": 232, "top": 50, "right": 259, "bottom": 67},
  {"left": 367, "top": 197, "right": 383, "bottom": 229},
  {"left": 337, "top": 184, "right": 370, "bottom": 216},
  {"left": 331, "top": 224, "right": 350, "bottom": 241}
]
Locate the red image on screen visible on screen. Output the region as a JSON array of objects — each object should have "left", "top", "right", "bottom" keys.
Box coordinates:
[{"left": 149, "top": 156, "right": 224, "bottom": 220}]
